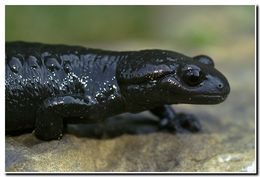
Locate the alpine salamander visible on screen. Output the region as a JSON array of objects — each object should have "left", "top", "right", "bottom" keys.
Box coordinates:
[{"left": 6, "top": 41, "right": 230, "bottom": 140}]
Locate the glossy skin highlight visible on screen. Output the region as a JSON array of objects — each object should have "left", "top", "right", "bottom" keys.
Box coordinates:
[{"left": 5, "top": 41, "right": 230, "bottom": 140}]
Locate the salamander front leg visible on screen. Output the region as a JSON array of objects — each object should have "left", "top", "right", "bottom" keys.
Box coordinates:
[
  {"left": 150, "top": 105, "right": 201, "bottom": 133},
  {"left": 35, "top": 96, "right": 89, "bottom": 140},
  {"left": 35, "top": 103, "right": 64, "bottom": 140}
]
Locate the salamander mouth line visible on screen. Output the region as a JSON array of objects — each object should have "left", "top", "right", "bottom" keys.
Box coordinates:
[
  {"left": 172, "top": 94, "right": 228, "bottom": 102},
  {"left": 189, "top": 94, "right": 228, "bottom": 99},
  {"left": 171, "top": 94, "right": 228, "bottom": 105}
]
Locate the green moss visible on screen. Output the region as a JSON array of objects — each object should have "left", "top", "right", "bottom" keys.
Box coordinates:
[
  {"left": 184, "top": 30, "right": 217, "bottom": 47},
  {"left": 5, "top": 6, "right": 153, "bottom": 43}
]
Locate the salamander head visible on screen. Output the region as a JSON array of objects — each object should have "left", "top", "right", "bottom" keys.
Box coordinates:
[{"left": 117, "top": 50, "right": 230, "bottom": 109}]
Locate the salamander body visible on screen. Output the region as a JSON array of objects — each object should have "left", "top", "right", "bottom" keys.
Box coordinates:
[{"left": 5, "top": 41, "right": 230, "bottom": 140}]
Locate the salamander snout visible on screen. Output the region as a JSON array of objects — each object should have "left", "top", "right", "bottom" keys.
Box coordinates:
[
  {"left": 214, "top": 74, "right": 230, "bottom": 100},
  {"left": 193, "top": 69, "right": 230, "bottom": 104}
]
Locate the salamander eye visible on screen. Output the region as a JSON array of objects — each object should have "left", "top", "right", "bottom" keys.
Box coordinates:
[{"left": 183, "top": 68, "right": 204, "bottom": 86}]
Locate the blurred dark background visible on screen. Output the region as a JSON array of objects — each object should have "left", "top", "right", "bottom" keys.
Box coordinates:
[{"left": 6, "top": 6, "right": 254, "bottom": 51}]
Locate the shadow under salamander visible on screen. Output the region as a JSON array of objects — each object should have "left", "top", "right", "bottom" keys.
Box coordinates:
[
  {"left": 7, "top": 112, "right": 222, "bottom": 140},
  {"left": 66, "top": 111, "right": 226, "bottom": 139},
  {"left": 66, "top": 113, "right": 167, "bottom": 139}
]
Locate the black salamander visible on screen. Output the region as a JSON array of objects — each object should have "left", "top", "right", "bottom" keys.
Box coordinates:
[{"left": 5, "top": 41, "right": 230, "bottom": 140}]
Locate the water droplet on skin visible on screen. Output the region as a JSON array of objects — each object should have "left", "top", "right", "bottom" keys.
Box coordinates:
[
  {"left": 64, "top": 63, "right": 72, "bottom": 73},
  {"left": 45, "top": 57, "right": 61, "bottom": 72},
  {"left": 9, "top": 56, "right": 23, "bottom": 73}
]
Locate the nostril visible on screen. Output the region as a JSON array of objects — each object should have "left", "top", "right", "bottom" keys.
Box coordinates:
[{"left": 218, "top": 83, "right": 223, "bottom": 89}]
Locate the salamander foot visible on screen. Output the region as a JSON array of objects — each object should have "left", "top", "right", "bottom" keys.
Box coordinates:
[{"left": 159, "top": 113, "right": 201, "bottom": 133}]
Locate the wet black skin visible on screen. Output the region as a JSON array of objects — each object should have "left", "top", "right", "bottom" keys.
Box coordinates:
[{"left": 5, "top": 41, "right": 230, "bottom": 140}]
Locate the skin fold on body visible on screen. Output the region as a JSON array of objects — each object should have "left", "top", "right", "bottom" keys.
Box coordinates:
[{"left": 5, "top": 41, "right": 230, "bottom": 140}]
